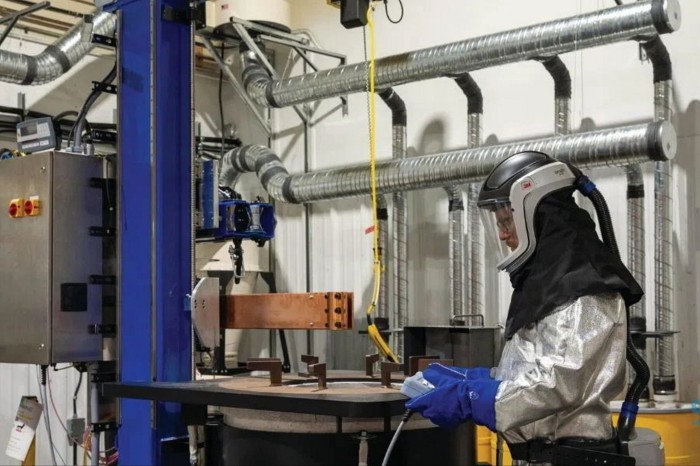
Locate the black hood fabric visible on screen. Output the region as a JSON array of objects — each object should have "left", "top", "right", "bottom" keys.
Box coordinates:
[{"left": 506, "top": 190, "right": 643, "bottom": 339}]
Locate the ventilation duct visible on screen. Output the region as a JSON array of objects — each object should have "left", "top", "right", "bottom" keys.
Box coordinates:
[
  {"left": 221, "top": 121, "right": 676, "bottom": 204},
  {"left": 243, "top": 0, "right": 680, "bottom": 108},
  {"left": 0, "top": 11, "right": 115, "bottom": 85}
]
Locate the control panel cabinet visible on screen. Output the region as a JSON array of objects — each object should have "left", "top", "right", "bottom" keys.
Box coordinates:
[{"left": 0, "top": 151, "right": 104, "bottom": 364}]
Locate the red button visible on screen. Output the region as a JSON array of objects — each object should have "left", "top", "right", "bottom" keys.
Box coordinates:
[
  {"left": 23, "top": 200, "right": 33, "bottom": 216},
  {"left": 8, "top": 203, "right": 17, "bottom": 217}
]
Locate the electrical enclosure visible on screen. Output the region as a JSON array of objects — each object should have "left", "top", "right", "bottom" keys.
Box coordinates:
[{"left": 0, "top": 151, "right": 104, "bottom": 364}]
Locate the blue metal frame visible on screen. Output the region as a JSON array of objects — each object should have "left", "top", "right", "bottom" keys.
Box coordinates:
[{"left": 115, "top": 0, "right": 192, "bottom": 463}]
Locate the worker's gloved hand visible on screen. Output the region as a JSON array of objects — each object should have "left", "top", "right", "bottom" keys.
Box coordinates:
[
  {"left": 465, "top": 378, "right": 501, "bottom": 432},
  {"left": 422, "top": 363, "right": 492, "bottom": 388},
  {"left": 405, "top": 381, "right": 472, "bottom": 429},
  {"left": 405, "top": 377, "right": 502, "bottom": 431}
]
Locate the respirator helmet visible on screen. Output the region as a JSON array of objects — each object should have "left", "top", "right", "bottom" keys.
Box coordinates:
[{"left": 477, "top": 151, "right": 577, "bottom": 274}]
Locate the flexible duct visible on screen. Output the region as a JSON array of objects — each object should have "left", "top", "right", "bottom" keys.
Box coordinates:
[
  {"left": 220, "top": 121, "right": 676, "bottom": 203},
  {"left": 453, "top": 73, "right": 483, "bottom": 322},
  {"left": 242, "top": 0, "right": 680, "bottom": 108},
  {"left": 378, "top": 88, "right": 407, "bottom": 359},
  {"left": 641, "top": 36, "right": 675, "bottom": 397},
  {"left": 0, "top": 12, "right": 115, "bottom": 85}
]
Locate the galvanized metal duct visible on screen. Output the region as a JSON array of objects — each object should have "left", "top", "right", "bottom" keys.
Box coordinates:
[
  {"left": 453, "top": 73, "right": 483, "bottom": 323},
  {"left": 243, "top": 0, "right": 680, "bottom": 108},
  {"left": 0, "top": 12, "right": 116, "bottom": 85},
  {"left": 444, "top": 185, "right": 465, "bottom": 322},
  {"left": 220, "top": 121, "right": 676, "bottom": 203},
  {"left": 653, "top": 80, "right": 675, "bottom": 396},
  {"left": 540, "top": 56, "right": 572, "bottom": 136},
  {"left": 377, "top": 88, "right": 408, "bottom": 360}
]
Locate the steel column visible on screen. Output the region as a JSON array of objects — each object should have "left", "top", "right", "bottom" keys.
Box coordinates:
[{"left": 115, "top": 0, "right": 192, "bottom": 464}]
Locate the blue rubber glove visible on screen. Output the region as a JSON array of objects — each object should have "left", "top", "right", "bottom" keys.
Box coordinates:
[
  {"left": 466, "top": 378, "right": 501, "bottom": 432},
  {"left": 422, "top": 364, "right": 492, "bottom": 388},
  {"left": 405, "top": 381, "right": 472, "bottom": 429}
]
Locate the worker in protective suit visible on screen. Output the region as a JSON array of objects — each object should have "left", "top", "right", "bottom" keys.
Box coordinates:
[{"left": 406, "top": 151, "right": 643, "bottom": 464}]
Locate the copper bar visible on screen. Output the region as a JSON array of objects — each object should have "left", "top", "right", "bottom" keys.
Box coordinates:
[
  {"left": 408, "top": 355, "right": 439, "bottom": 376},
  {"left": 380, "top": 362, "right": 403, "bottom": 388},
  {"left": 246, "top": 358, "right": 283, "bottom": 386},
  {"left": 310, "top": 363, "right": 327, "bottom": 390},
  {"left": 365, "top": 354, "right": 380, "bottom": 377},
  {"left": 226, "top": 292, "right": 353, "bottom": 329},
  {"left": 417, "top": 358, "right": 454, "bottom": 372},
  {"left": 298, "top": 354, "right": 319, "bottom": 377}
]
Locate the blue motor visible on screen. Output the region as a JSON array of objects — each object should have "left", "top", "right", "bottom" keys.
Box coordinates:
[{"left": 215, "top": 199, "right": 276, "bottom": 243}]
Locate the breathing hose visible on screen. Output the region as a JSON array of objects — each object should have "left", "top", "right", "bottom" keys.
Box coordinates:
[{"left": 575, "top": 174, "right": 649, "bottom": 441}]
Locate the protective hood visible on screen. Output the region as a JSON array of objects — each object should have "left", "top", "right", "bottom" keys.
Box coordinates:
[{"left": 506, "top": 189, "right": 643, "bottom": 339}]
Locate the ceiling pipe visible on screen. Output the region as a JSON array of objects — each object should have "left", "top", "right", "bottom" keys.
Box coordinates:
[
  {"left": 0, "top": 11, "right": 116, "bottom": 85},
  {"left": 539, "top": 56, "right": 572, "bottom": 136},
  {"left": 220, "top": 121, "right": 676, "bottom": 204},
  {"left": 377, "top": 88, "right": 408, "bottom": 360},
  {"left": 242, "top": 0, "right": 680, "bottom": 108}
]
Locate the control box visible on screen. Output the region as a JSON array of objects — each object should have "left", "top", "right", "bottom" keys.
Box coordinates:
[
  {"left": 0, "top": 151, "right": 104, "bottom": 364},
  {"left": 16, "top": 117, "right": 59, "bottom": 154}
]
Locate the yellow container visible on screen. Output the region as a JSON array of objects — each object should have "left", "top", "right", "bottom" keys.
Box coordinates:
[
  {"left": 476, "top": 405, "right": 700, "bottom": 465},
  {"left": 612, "top": 404, "right": 700, "bottom": 466}
]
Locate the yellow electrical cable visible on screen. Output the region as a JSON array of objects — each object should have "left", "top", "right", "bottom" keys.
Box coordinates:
[{"left": 365, "top": 4, "right": 399, "bottom": 363}]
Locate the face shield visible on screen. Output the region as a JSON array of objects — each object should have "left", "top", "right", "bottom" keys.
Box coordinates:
[{"left": 479, "top": 201, "right": 520, "bottom": 266}]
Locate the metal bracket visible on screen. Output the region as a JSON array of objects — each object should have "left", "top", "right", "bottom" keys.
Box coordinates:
[
  {"left": 365, "top": 354, "right": 380, "bottom": 377},
  {"left": 90, "top": 371, "right": 117, "bottom": 383},
  {"left": 380, "top": 362, "right": 403, "bottom": 389},
  {"left": 161, "top": 5, "right": 203, "bottom": 27},
  {"left": 89, "top": 324, "right": 117, "bottom": 336},
  {"left": 298, "top": 354, "right": 319, "bottom": 377},
  {"left": 90, "top": 275, "right": 117, "bottom": 285},
  {"left": 89, "top": 226, "right": 116, "bottom": 237},
  {"left": 90, "top": 129, "right": 117, "bottom": 143},
  {"left": 90, "top": 421, "right": 118, "bottom": 433},
  {"left": 246, "top": 358, "right": 283, "bottom": 386},
  {"left": 92, "top": 82, "right": 117, "bottom": 94},
  {"left": 92, "top": 34, "right": 117, "bottom": 47}
]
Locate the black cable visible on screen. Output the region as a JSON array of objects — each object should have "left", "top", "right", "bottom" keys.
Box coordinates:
[
  {"left": 69, "top": 63, "right": 117, "bottom": 149},
  {"left": 219, "top": 43, "right": 226, "bottom": 160},
  {"left": 384, "top": 0, "right": 404, "bottom": 24}
]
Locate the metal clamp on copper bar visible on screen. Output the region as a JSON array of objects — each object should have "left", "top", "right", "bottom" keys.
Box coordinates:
[
  {"left": 309, "top": 363, "right": 327, "bottom": 390},
  {"left": 380, "top": 362, "right": 403, "bottom": 388},
  {"left": 246, "top": 358, "right": 283, "bottom": 386},
  {"left": 365, "top": 354, "right": 380, "bottom": 377},
  {"left": 298, "top": 355, "right": 319, "bottom": 377}
]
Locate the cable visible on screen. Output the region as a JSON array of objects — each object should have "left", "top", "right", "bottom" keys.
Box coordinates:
[
  {"left": 383, "top": 0, "right": 404, "bottom": 24},
  {"left": 363, "top": 5, "right": 399, "bottom": 363},
  {"left": 219, "top": 43, "right": 226, "bottom": 160},
  {"left": 69, "top": 63, "right": 117, "bottom": 151},
  {"left": 37, "top": 366, "right": 64, "bottom": 466},
  {"left": 382, "top": 410, "right": 413, "bottom": 466},
  {"left": 614, "top": 0, "right": 623, "bottom": 4}
]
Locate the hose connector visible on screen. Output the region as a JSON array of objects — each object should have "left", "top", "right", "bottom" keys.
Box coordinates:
[
  {"left": 617, "top": 401, "right": 640, "bottom": 441},
  {"left": 575, "top": 175, "right": 597, "bottom": 197}
]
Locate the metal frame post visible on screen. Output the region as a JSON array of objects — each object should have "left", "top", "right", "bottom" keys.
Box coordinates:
[{"left": 115, "top": 0, "right": 192, "bottom": 463}]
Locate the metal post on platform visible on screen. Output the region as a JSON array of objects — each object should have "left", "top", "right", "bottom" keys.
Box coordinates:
[{"left": 114, "top": 0, "right": 193, "bottom": 463}]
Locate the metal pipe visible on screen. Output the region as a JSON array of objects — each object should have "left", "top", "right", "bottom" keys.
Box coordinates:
[
  {"left": 444, "top": 185, "right": 465, "bottom": 322},
  {"left": 453, "top": 74, "right": 484, "bottom": 321},
  {"left": 243, "top": 0, "right": 680, "bottom": 108},
  {"left": 0, "top": 11, "right": 115, "bottom": 85},
  {"left": 638, "top": 36, "right": 675, "bottom": 398},
  {"left": 654, "top": 80, "right": 675, "bottom": 395},
  {"left": 378, "top": 88, "right": 407, "bottom": 359},
  {"left": 377, "top": 195, "right": 389, "bottom": 320},
  {"left": 220, "top": 121, "right": 676, "bottom": 203},
  {"left": 540, "top": 56, "right": 572, "bottom": 136}
]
